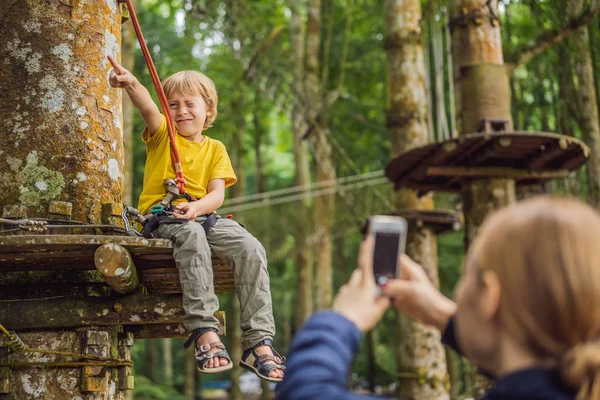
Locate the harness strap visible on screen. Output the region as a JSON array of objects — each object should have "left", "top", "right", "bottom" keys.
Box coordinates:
[{"left": 141, "top": 213, "right": 218, "bottom": 239}]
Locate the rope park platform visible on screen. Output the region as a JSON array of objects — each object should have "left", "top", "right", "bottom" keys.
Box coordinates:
[
  {"left": 385, "top": 130, "right": 590, "bottom": 196},
  {"left": 0, "top": 231, "right": 233, "bottom": 339}
]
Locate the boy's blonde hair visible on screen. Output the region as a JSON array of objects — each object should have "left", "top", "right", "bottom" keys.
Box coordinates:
[
  {"left": 468, "top": 196, "right": 600, "bottom": 400},
  {"left": 163, "top": 71, "right": 218, "bottom": 129}
]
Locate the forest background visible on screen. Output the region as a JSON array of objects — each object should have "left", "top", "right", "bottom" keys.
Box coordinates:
[{"left": 121, "top": 0, "right": 600, "bottom": 399}]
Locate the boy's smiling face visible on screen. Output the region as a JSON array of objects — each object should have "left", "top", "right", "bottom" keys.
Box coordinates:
[{"left": 168, "top": 91, "right": 210, "bottom": 142}]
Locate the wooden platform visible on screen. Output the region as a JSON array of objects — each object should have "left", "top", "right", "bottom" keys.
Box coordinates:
[
  {"left": 385, "top": 132, "right": 590, "bottom": 193},
  {"left": 0, "top": 235, "right": 234, "bottom": 300},
  {"left": 393, "top": 209, "right": 462, "bottom": 234},
  {"left": 0, "top": 234, "right": 233, "bottom": 337}
]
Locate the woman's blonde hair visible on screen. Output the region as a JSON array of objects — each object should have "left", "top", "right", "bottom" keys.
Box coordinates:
[
  {"left": 162, "top": 70, "right": 218, "bottom": 129},
  {"left": 468, "top": 196, "right": 600, "bottom": 399}
]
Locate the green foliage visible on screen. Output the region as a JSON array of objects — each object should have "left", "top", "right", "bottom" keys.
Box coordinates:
[
  {"left": 134, "top": 376, "right": 188, "bottom": 400},
  {"left": 123, "top": 0, "right": 599, "bottom": 397}
]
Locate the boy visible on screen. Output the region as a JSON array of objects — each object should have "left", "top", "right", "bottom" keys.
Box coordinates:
[{"left": 107, "top": 56, "right": 285, "bottom": 382}]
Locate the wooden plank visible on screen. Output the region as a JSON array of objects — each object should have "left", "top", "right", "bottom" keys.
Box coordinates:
[
  {"left": 394, "top": 209, "right": 462, "bottom": 234},
  {"left": 125, "top": 311, "right": 226, "bottom": 338},
  {"left": 528, "top": 142, "right": 561, "bottom": 169},
  {"left": 406, "top": 141, "right": 464, "bottom": 181},
  {"left": 426, "top": 166, "right": 569, "bottom": 180},
  {"left": 394, "top": 180, "right": 459, "bottom": 193},
  {"left": 0, "top": 282, "right": 110, "bottom": 300},
  {"left": 0, "top": 294, "right": 195, "bottom": 331},
  {"left": 0, "top": 235, "right": 173, "bottom": 252},
  {"left": 0, "top": 270, "right": 105, "bottom": 285}
]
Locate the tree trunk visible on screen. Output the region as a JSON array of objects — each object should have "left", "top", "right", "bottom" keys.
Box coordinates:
[
  {"left": 567, "top": 0, "right": 600, "bottom": 207},
  {"left": 163, "top": 338, "right": 173, "bottom": 387},
  {"left": 449, "top": 0, "right": 516, "bottom": 241},
  {"left": 184, "top": 350, "right": 196, "bottom": 400},
  {"left": 366, "top": 331, "right": 376, "bottom": 393},
  {"left": 253, "top": 108, "right": 266, "bottom": 194},
  {"left": 0, "top": 3, "right": 129, "bottom": 398},
  {"left": 450, "top": 0, "right": 511, "bottom": 134},
  {"left": 591, "top": 19, "right": 600, "bottom": 122},
  {"left": 1, "top": 329, "right": 130, "bottom": 399},
  {"left": 122, "top": 0, "right": 136, "bottom": 206},
  {"left": 228, "top": 95, "right": 246, "bottom": 400},
  {"left": 313, "top": 126, "right": 335, "bottom": 310},
  {"left": 384, "top": 1, "right": 450, "bottom": 399},
  {"left": 261, "top": 380, "right": 272, "bottom": 400},
  {"left": 449, "top": 0, "right": 515, "bottom": 395},
  {"left": 290, "top": 0, "right": 315, "bottom": 324},
  {"left": 0, "top": 0, "right": 124, "bottom": 223},
  {"left": 305, "top": 0, "right": 335, "bottom": 310},
  {"left": 396, "top": 227, "right": 449, "bottom": 400},
  {"left": 229, "top": 293, "right": 243, "bottom": 400},
  {"left": 146, "top": 339, "right": 157, "bottom": 382},
  {"left": 556, "top": 42, "right": 581, "bottom": 205},
  {"left": 504, "top": 4, "right": 521, "bottom": 130}
]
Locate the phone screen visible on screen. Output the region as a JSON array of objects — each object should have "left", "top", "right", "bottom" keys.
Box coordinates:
[{"left": 373, "top": 231, "right": 401, "bottom": 284}]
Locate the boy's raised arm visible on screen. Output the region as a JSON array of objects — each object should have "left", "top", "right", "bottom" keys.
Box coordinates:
[{"left": 107, "top": 56, "right": 162, "bottom": 135}]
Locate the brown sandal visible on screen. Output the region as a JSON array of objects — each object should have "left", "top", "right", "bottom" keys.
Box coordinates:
[
  {"left": 183, "top": 328, "right": 232, "bottom": 374},
  {"left": 240, "top": 339, "right": 286, "bottom": 382},
  {"left": 194, "top": 340, "right": 233, "bottom": 373}
]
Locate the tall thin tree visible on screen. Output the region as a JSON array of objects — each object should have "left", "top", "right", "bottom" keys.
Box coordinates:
[
  {"left": 384, "top": 1, "right": 450, "bottom": 398},
  {"left": 290, "top": 0, "right": 315, "bottom": 324},
  {"left": 567, "top": 0, "right": 600, "bottom": 207}
]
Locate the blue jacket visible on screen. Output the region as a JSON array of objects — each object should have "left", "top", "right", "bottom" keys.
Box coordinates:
[{"left": 277, "top": 311, "right": 575, "bottom": 400}]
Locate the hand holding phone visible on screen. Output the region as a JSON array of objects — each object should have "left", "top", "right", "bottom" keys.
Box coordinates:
[
  {"left": 332, "top": 236, "right": 392, "bottom": 332},
  {"left": 367, "top": 215, "right": 408, "bottom": 286}
]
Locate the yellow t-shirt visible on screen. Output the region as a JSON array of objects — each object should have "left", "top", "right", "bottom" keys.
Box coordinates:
[{"left": 138, "top": 115, "right": 237, "bottom": 214}]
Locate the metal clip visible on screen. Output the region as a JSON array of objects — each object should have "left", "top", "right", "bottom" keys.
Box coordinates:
[{"left": 121, "top": 207, "right": 144, "bottom": 237}]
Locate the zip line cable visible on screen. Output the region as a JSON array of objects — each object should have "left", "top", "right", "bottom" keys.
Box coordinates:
[
  {"left": 221, "top": 175, "right": 389, "bottom": 214},
  {"left": 223, "top": 170, "right": 385, "bottom": 206}
]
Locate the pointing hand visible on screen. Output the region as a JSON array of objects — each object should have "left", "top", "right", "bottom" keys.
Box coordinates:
[{"left": 107, "top": 56, "right": 136, "bottom": 89}]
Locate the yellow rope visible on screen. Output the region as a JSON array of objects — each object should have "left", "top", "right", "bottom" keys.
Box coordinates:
[{"left": 0, "top": 322, "right": 133, "bottom": 368}]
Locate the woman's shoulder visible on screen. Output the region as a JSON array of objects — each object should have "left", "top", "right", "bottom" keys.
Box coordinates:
[{"left": 483, "top": 368, "right": 575, "bottom": 400}]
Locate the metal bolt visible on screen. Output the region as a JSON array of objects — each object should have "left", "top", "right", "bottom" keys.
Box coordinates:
[{"left": 113, "top": 302, "right": 123, "bottom": 312}]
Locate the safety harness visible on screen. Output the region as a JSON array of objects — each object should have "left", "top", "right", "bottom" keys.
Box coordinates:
[{"left": 122, "top": 179, "right": 218, "bottom": 239}]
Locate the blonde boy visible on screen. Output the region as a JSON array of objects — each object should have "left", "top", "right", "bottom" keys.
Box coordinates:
[{"left": 108, "top": 56, "right": 285, "bottom": 381}]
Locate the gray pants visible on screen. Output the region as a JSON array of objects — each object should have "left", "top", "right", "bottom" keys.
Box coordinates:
[{"left": 154, "top": 216, "right": 275, "bottom": 350}]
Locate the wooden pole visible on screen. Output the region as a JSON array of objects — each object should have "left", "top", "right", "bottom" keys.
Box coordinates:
[{"left": 94, "top": 243, "right": 139, "bottom": 294}]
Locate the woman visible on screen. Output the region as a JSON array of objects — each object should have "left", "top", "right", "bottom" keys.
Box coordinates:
[{"left": 278, "top": 196, "right": 600, "bottom": 399}]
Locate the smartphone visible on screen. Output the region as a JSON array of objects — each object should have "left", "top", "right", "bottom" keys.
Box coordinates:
[{"left": 367, "top": 215, "right": 408, "bottom": 286}]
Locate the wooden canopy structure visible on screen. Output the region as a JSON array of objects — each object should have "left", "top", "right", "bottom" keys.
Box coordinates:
[{"left": 386, "top": 130, "right": 590, "bottom": 195}]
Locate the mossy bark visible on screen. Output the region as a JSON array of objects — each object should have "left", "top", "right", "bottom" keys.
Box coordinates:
[
  {"left": 0, "top": 0, "right": 124, "bottom": 223},
  {"left": 0, "top": 2, "right": 127, "bottom": 399},
  {"left": 1, "top": 329, "right": 126, "bottom": 399}
]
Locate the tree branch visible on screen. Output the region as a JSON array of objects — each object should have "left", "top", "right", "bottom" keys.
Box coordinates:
[{"left": 504, "top": 0, "right": 600, "bottom": 75}]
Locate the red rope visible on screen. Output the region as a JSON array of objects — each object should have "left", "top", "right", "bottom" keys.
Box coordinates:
[{"left": 121, "top": 0, "right": 192, "bottom": 198}]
